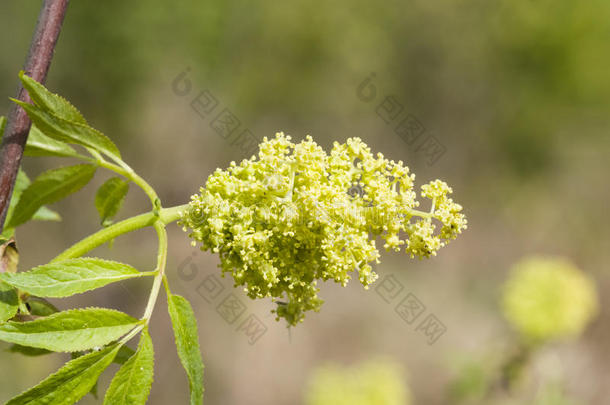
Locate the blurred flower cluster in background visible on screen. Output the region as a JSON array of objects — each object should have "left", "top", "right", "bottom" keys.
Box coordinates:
[{"left": 1, "top": 0, "right": 608, "bottom": 404}]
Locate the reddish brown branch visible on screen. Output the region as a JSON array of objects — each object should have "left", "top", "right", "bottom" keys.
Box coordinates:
[{"left": 0, "top": 0, "right": 70, "bottom": 232}]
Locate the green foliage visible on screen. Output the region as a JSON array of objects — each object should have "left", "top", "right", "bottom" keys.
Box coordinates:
[
  {"left": 13, "top": 170, "right": 63, "bottom": 223},
  {"left": 6, "top": 344, "right": 121, "bottom": 405},
  {"left": 0, "top": 116, "right": 6, "bottom": 137},
  {"left": 0, "top": 73, "right": 464, "bottom": 403},
  {"left": 168, "top": 294, "right": 204, "bottom": 405},
  {"left": 6, "top": 164, "right": 96, "bottom": 229},
  {"left": 25, "top": 124, "right": 79, "bottom": 157},
  {"left": 7, "top": 344, "right": 52, "bottom": 357},
  {"left": 24, "top": 297, "right": 59, "bottom": 316},
  {"left": 104, "top": 328, "right": 154, "bottom": 405},
  {"left": 0, "top": 280, "right": 19, "bottom": 323},
  {"left": 2, "top": 169, "right": 61, "bottom": 238},
  {"left": 114, "top": 344, "right": 136, "bottom": 365},
  {"left": 0, "top": 258, "right": 152, "bottom": 298},
  {"left": 95, "top": 177, "right": 129, "bottom": 226},
  {"left": 1, "top": 75, "right": 206, "bottom": 404},
  {"left": 19, "top": 71, "right": 87, "bottom": 125},
  {"left": 13, "top": 99, "right": 120, "bottom": 160},
  {"left": 0, "top": 308, "right": 141, "bottom": 352}
]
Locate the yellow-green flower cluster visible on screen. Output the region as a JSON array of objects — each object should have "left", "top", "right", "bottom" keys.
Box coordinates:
[
  {"left": 304, "top": 358, "right": 410, "bottom": 405},
  {"left": 502, "top": 256, "right": 598, "bottom": 342},
  {"left": 181, "top": 133, "right": 466, "bottom": 325}
]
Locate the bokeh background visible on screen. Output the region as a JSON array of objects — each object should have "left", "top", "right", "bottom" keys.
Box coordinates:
[{"left": 1, "top": 0, "right": 609, "bottom": 404}]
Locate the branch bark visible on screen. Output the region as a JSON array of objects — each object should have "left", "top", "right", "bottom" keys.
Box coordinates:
[{"left": 0, "top": 0, "right": 70, "bottom": 232}]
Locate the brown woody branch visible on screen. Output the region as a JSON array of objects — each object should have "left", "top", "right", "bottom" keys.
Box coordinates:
[{"left": 0, "top": 0, "right": 70, "bottom": 232}]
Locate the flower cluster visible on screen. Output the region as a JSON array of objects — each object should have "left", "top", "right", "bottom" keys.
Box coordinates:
[
  {"left": 502, "top": 256, "right": 598, "bottom": 342},
  {"left": 181, "top": 133, "right": 466, "bottom": 325}
]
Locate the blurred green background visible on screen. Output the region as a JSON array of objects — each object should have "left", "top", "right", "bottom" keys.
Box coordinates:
[{"left": 1, "top": 0, "right": 609, "bottom": 404}]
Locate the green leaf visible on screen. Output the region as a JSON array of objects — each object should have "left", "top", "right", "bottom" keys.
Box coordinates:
[
  {"left": 95, "top": 177, "right": 129, "bottom": 226},
  {"left": 0, "top": 258, "right": 152, "bottom": 298},
  {"left": 3, "top": 170, "right": 32, "bottom": 232},
  {"left": 5, "top": 170, "right": 62, "bottom": 224},
  {"left": 114, "top": 345, "right": 136, "bottom": 365},
  {"left": 3, "top": 169, "right": 61, "bottom": 230},
  {"left": 25, "top": 124, "right": 78, "bottom": 157},
  {"left": 104, "top": 328, "right": 154, "bottom": 405},
  {"left": 6, "top": 164, "right": 96, "bottom": 229},
  {"left": 0, "top": 280, "right": 18, "bottom": 323},
  {"left": 0, "top": 116, "right": 6, "bottom": 137},
  {"left": 14, "top": 100, "right": 120, "bottom": 160},
  {"left": 168, "top": 294, "right": 204, "bottom": 405},
  {"left": 25, "top": 297, "right": 58, "bottom": 317},
  {"left": 6, "top": 343, "right": 121, "bottom": 405},
  {"left": 19, "top": 71, "right": 87, "bottom": 125},
  {"left": 0, "top": 308, "right": 141, "bottom": 352},
  {"left": 32, "top": 205, "right": 61, "bottom": 222},
  {"left": 8, "top": 344, "right": 52, "bottom": 356}
]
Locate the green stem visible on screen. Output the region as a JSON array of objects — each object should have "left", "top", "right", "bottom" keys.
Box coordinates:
[
  {"left": 119, "top": 323, "right": 145, "bottom": 345},
  {"left": 51, "top": 204, "right": 187, "bottom": 262},
  {"left": 81, "top": 151, "right": 159, "bottom": 205},
  {"left": 408, "top": 208, "right": 434, "bottom": 219},
  {"left": 142, "top": 220, "right": 168, "bottom": 321}
]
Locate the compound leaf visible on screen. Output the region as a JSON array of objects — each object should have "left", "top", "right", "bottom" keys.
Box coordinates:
[
  {"left": 0, "top": 258, "right": 152, "bottom": 298},
  {"left": 0, "top": 308, "right": 140, "bottom": 352},
  {"left": 104, "top": 328, "right": 154, "bottom": 405},
  {"left": 6, "top": 164, "right": 96, "bottom": 229},
  {"left": 168, "top": 294, "right": 204, "bottom": 405},
  {"left": 95, "top": 177, "right": 129, "bottom": 226},
  {"left": 6, "top": 343, "right": 121, "bottom": 405}
]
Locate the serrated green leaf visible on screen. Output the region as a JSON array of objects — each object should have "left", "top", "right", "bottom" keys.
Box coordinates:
[
  {"left": 6, "top": 343, "right": 121, "bottom": 405},
  {"left": 0, "top": 280, "right": 18, "bottom": 323},
  {"left": 69, "top": 350, "right": 100, "bottom": 398},
  {"left": 168, "top": 294, "right": 204, "bottom": 405},
  {"left": 5, "top": 170, "right": 62, "bottom": 224},
  {"left": 32, "top": 205, "right": 61, "bottom": 222},
  {"left": 104, "top": 328, "right": 154, "bottom": 405},
  {"left": 6, "top": 164, "right": 96, "bottom": 229},
  {"left": 25, "top": 124, "right": 78, "bottom": 157},
  {"left": 95, "top": 177, "right": 129, "bottom": 226},
  {"left": 25, "top": 297, "right": 58, "bottom": 317},
  {"left": 114, "top": 344, "right": 136, "bottom": 365},
  {"left": 19, "top": 71, "right": 87, "bottom": 125},
  {"left": 0, "top": 308, "right": 140, "bottom": 352},
  {"left": 0, "top": 258, "right": 152, "bottom": 298},
  {"left": 13, "top": 99, "right": 120, "bottom": 159},
  {"left": 8, "top": 344, "right": 51, "bottom": 356},
  {"left": 3, "top": 170, "right": 32, "bottom": 233}
]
